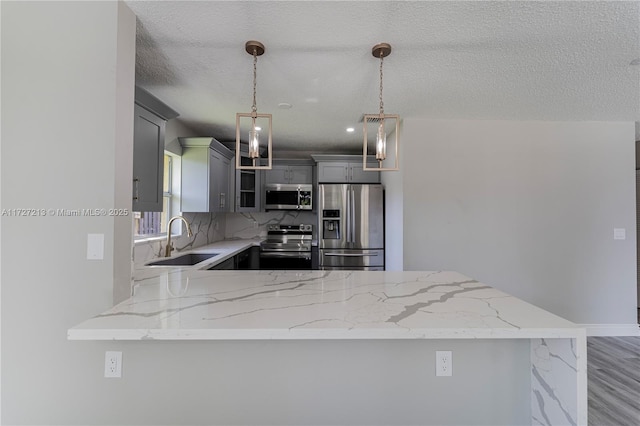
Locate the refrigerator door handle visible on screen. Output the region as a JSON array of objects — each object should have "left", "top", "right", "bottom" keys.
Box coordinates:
[
  {"left": 345, "top": 187, "right": 351, "bottom": 244},
  {"left": 350, "top": 188, "right": 356, "bottom": 244}
]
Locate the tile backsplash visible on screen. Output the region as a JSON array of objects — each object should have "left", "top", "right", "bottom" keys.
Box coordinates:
[
  {"left": 225, "top": 211, "right": 317, "bottom": 240},
  {"left": 133, "top": 210, "right": 318, "bottom": 266},
  {"left": 133, "top": 212, "right": 226, "bottom": 266}
]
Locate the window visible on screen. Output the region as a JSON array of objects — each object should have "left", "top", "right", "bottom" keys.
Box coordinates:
[{"left": 134, "top": 153, "right": 180, "bottom": 239}]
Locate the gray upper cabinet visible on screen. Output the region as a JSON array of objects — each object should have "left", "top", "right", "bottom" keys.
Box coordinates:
[
  {"left": 132, "top": 87, "right": 179, "bottom": 212},
  {"left": 180, "top": 138, "right": 234, "bottom": 213},
  {"left": 315, "top": 157, "right": 380, "bottom": 184},
  {"left": 210, "top": 150, "right": 232, "bottom": 212},
  {"left": 235, "top": 153, "right": 262, "bottom": 212},
  {"left": 349, "top": 162, "right": 380, "bottom": 183},
  {"left": 264, "top": 164, "right": 313, "bottom": 184},
  {"left": 132, "top": 105, "right": 166, "bottom": 212},
  {"left": 317, "top": 162, "right": 350, "bottom": 183}
]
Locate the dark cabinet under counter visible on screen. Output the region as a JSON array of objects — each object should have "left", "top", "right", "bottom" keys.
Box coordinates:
[
  {"left": 207, "top": 247, "right": 260, "bottom": 270},
  {"left": 206, "top": 245, "right": 320, "bottom": 271},
  {"left": 236, "top": 246, "right": 260, "bottom": 269}
]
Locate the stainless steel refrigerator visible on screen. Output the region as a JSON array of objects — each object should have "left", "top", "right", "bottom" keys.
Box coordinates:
[{"left": 318, "top": 184, "right": 384, "bottom": 270}]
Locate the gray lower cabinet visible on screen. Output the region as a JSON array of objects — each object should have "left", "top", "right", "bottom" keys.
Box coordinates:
[
  {"left": 265, "top": 164, "right": 313, "bottom": 184},
  {"left": 132, "top": 104, "right": 166, "bottom": 212},
  {"left": 317, "top": 161, "right": 380, "bottom": 183},
  {"left": 180, "top": 138, "right": 233, "bottom": 213}
]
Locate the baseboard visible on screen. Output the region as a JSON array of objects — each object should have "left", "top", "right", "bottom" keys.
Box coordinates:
[{"left": 577, "top": 323, "right": 640, "bottom": 337}]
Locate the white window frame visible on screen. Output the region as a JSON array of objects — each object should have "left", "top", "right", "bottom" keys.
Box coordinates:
[{"left": 134, "top": 152, "right": 182, "bottom": 241}]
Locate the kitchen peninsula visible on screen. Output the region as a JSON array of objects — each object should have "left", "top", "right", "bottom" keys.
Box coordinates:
[{"left": 69, "top": 265, "right": 586, "bottom": 425}]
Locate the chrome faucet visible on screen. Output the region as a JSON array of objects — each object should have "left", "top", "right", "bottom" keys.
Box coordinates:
[{"left": 164, "top": 216, "right": 193, "bottom": 257}]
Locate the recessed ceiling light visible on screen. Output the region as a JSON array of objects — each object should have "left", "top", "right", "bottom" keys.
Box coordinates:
[
  {"left": 631, "top": 58, "right": 640, "bottom": 66},
  {"left": 346, "top": 127, "right": 355, "bottom": 133},
  {"left": 278, "top": 102, "right": 293, "bottom": 109}
]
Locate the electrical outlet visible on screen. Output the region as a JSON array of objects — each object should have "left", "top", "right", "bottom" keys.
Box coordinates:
[
  {"left": 104, "top": 351, "right": 122, "bottom": 378},
  {"left": 436, "top": 350, "right": 452, "bottom": 377}
]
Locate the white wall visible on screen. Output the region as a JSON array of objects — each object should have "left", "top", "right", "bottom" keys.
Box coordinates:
[
  {"left": 1, "top": 5, "right": 536, "bottom": 424},
  {"left": 1, "top": 1, "right": 134, "bottom": 422},
  {"left": 165, "top": 118, "right": 199, "bottom": 156},
  {"left": 2, "top": 5, "right": 636, "bottom": 424},
  {"left": 113, "top": 0, "right": 136, "bottom": 305},
  {"left": 381, "top": 125, "right": 404, "bottom": 271},
  {"left": 402, "top": 119, "right": 637, "bottom": 329}
]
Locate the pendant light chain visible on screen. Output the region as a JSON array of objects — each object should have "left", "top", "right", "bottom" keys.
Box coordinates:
[
  {"left": 364, "top": 42, "right": 398, "bottom": 172},
  {"left": 252, "top": 48, "right": 258, "bottom": 113},
  {"left": 379, "top": 53, "right": 384, "bottom": 116},
  {"left": 237, "top": 40, "right": 272, "bottom": 171}
]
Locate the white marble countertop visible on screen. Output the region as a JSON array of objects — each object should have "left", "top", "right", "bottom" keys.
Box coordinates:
[
  {"left": 68, "top": 269, "right": 583, "bottom": 340},
  {"left": 136, "top": 238, "right": 262, "bottom": 277}
]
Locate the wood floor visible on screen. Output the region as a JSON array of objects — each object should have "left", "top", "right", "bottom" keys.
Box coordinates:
[{"left": 588, "top": 312, "right": 640, "bottom": 425}]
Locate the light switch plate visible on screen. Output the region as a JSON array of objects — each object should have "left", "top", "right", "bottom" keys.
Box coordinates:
[
  {"left": 87, "top": 233, "right": 104, "bottom": 260},
  {"left": 613, "top": 228, "right": 626, "bottom": 240}
]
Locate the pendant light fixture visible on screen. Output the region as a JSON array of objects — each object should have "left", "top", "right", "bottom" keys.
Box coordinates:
[
  {"left": 236, "top": 40, "right": 272, "bottom": 170},
  {"left": 363, "top": 43, "right": 399, "bottom": 171}
]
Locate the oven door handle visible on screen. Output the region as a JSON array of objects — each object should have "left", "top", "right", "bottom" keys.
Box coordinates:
[
  {"left": 323, "top": 252, "right": 379, "bottom": 257},
  {"left": 260, "top": 252, "right": 312, "bottom": 259}
]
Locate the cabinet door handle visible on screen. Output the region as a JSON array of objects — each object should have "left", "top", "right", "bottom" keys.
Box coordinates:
[
  {"left": 220, "top": 193, "right": 225, "bottom": 209},
  {"left": 133, "top": 178, "right": 139, "bottom": 201},
  {"left": 345, "top": 167, "right": 348, "bottom": 181}
]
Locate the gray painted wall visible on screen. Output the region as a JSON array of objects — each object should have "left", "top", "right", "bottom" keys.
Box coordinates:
[
  {"left": 8, "top": 2, "right": 637, "bottom": 423},
  {"left": 113, "top": 0, "right": 137, "bottom": 306},
  {"left": 1, "top": 3, "right": 534, "bottom": 425},
  {"left": 381, "top": 125, "right": 404, "bottom": 271},
  {"left": 402, "top": 119, "right": 637, "bottom": 326},
  {"left": 1, "top": 0, "right": 133, "bottom": 422},
  {"left": 165, "top": 119, "right": 201, "bottom": 156}
]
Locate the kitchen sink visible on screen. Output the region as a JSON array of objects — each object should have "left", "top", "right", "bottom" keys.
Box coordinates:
[{"left": 147, "top": 253, "right": 220, "bottom": 266}]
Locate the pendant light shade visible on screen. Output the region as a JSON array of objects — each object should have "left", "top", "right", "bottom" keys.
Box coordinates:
[
  {"left": 363, "top": 43, "right": 399, "bottom": 171},
  {"left": 236, "top": 40, "right": 272, "bottom": 170}
]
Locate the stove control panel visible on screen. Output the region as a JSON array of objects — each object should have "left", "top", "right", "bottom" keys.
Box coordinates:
[{"left": 267, "top": 224, "right": 313, "bottom": 233}]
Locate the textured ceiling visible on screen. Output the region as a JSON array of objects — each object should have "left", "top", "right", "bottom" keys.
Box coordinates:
[{"left": 127, "top": 1, "right": 640, "bottom": 151}]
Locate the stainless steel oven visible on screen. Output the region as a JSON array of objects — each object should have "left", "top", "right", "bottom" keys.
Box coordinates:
[
  {"left": 259, "top": 224, "right": 313, "bottom": 270},
  {"left": 264, "top": 184, "right": 312, "bottom": 211}
]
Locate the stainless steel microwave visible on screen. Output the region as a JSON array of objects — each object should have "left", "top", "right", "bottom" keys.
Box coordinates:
[{"left": 264, "top": 184, "right": 312, "bottom": 210}]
